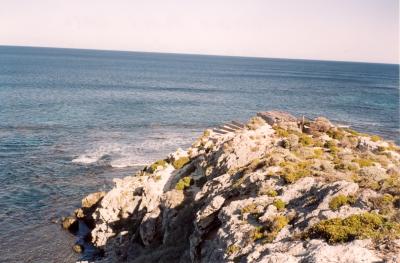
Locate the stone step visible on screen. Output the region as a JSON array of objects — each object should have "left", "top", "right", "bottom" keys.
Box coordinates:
[
  {"left": 223, "top": 123, "right": 242, "bottom": 130},
  {"left": 213, "top": 128, "right": 229, "bottom": 135},
  {"left": 218, "top": 126, "right": 237, "bottom": 133},
  {"left": 231, "top": 121, "right": 245, "bottom": 129}
]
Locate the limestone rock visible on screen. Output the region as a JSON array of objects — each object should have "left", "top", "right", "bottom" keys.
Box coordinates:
[
  {"left": 82, "top": 191, "right": 106, "bottom": 208},
  {"left": 64, "top": 112, "right": 399, "bottom": 263},
  {"left": 257, "top": 111, "right": 298, "bottom": 125}
]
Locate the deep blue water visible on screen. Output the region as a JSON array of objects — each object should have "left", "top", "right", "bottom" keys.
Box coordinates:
[{"left": 0, "top": 46, "right": 398, "bottom": 262}]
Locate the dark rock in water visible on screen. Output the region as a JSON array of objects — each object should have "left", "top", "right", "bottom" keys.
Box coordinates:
[
  {"left": 72, "top": 244, "right": 83, "bottom": 253},
  {"left": 61, "top": 216, "right": 78, "bottom": 232}
]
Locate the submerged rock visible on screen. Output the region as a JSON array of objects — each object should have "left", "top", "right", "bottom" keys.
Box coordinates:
[
  {"left": 61, "top": 216, "right": 78, "bottom": 232},
  {"left": 64, "top": 111, "right": 400, "bottom": 263},
  {"left": 72, "top": 244, "right": 84, "bottom": 254}
]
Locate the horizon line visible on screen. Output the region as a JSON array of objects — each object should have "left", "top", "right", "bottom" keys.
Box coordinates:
[{"left": 1, "top": 44, "right": 399, "bottom": 66}]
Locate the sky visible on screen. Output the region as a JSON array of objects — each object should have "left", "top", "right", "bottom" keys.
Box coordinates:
[{"left": 0, "top": 0, "right": 399, "bottom": 64}]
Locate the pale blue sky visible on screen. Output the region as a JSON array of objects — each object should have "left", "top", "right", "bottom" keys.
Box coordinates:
[{"left": 1, "top": 0, "right": 398, "bottom": 63}]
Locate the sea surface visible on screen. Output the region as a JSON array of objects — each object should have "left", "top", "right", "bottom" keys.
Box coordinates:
[{"left": 0, "top": 46, "right": 398, "bottom": 262}]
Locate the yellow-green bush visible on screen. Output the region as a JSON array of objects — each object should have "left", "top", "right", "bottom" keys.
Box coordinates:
[
  {"left": 313, "top": 148, "right": 324, "bottom": 158},
  {"left": 370, "top": 135, "right": 381, "bottom": 142},
  {"left": 343, "top": 128, "right": 361, "bottom": 136},
  {"left": 263, "top": 215, "right": 289, "bottom": 243},
  {"left": 267, "top": 189, "right": 278, "bottom": 197},
  {"left": 327, "top": 129, "right": 345, "bottom": 140},
  {"left": 175, "top": 176, "right": 192, "bottom": 190},
  {"left": 149, "top": 159, "right": 168, "bottom": 173},
  {"left": 275, "top": 127, "right": 289, "bottom": 137},
  {"left": 329, "top": 194, "right": 356, "bottom": 211},
  {"left": 324, "top": 140, "right": 339, "bottom": 155},
  {"left": 250, "top": 215, "right": 289, "bottom": 243},
  {"left": 353, "top": 158, "right": 374, "bottom": 168},
  {"left": 279, "top": 161, "right": 312, "bottom": 183},
  {"left": 226, "top": 244, "right": 240, "bottom": 255},
  {"left": 299, "top": 134, "right": 313, "bottom": 146},
  {"left": 369, "top": 194, "right": 395, "bottom": 215},
  {"left": 306, "top": 212, "right": 400, "bottom": 243},
  {"left": 173, "top": 156, "right": 190, "bottom": 169},
  {"left": 241, "top": 203, "right": 259, "bottom": 214},
  {"left": 273, "top": 199, "right": 286, "bottom": 211}
]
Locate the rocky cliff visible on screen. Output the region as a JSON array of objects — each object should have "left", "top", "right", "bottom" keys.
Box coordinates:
[{"left": 64, "top": 111, "right": 400, "bottom": 263}]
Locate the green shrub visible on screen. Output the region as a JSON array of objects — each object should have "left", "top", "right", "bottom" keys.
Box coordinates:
[
  {"left": 279, "top": 161, "right": 312, "bottom": 183},
  {"left": 343, "top": 128, "right": 361, "bottom": 136},
  {"left": 275, "top": 127, "right": 289, "bottom": 137},
  {"left": 241, "top": 203, "right": 259, "bottom": 214},
  {"left": 324, "top": 140, "right": 339, "bottom": 154},
  {"left": 306, "top": 212, "right": 400, "bottom": 243},
  {"left": 250, "top": 215, "right": 289, "bottom": 243},
  {"left": 299, "top": 134, "right": 313, "bottom": 146},
  {"left": 267, "top": 189, "right": 278, "bottom": 197},
  {"left": 273, "top": 199, "right": 286, "bottom": 211},
  {"left": 370, "top": 135, "right": 381, "bottom": 142},
  {"left": 327, "top": 129, "right": 345, "bottom": 140},
  {"left": 369, "top": 194, "right": 395, "bottom": 215},
  {"left": 251, "top": 226, "right": 266, "bottom": 241},
  {"left": 329, "top": 194, "right": 355, "bottom": 211},
  {"left": 149, "top": 159, "right": 168, "bottom": 173},
  {"left": 172, "top": 156, "right": 190, "bottom": 169},
  {"left": 175, "top": 176, "right": 192, "bottom": 190},
  {"left": 313, "top": 148, "right": 324, "bottom": 158},
  {"left": 226, "top": 244, "right": 240, "bottom": 255},
  {"left": 353, "top": 158, "right": 374, "bottom": 168},
  {"left": 263, "top": 215, "right": 289, "bottom": 243},
  {"left": 270, "top": 215, "right": 288, "bottom": 231}
]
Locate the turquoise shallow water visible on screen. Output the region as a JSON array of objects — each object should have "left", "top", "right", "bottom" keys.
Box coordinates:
[{"left": 0, "top": 46, "right": 398, "bottom": 262}]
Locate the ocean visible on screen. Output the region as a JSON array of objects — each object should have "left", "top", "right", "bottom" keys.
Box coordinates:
[{"left": 0, "top": 46, "right": 398, "bottom": 262}]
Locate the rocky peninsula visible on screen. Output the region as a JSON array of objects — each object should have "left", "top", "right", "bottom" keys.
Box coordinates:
[{"left": 63, "top": 111, "right": 400, "bottom": 263}]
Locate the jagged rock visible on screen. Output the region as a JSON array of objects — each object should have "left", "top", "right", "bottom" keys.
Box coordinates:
[
  {"left": 302, "top": 239, "right": 381, "bottom": 263},
  {"left": 82, "top": 191, "right": 106, "bottom": 208},
  {"left": 140, "top": 207, "right": 162, "bottom": 246},
  {"left": 64, "top": 112, "right": 400, "bottom": 263}
]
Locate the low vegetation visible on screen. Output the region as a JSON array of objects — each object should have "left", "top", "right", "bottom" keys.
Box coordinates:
[
  {"left": 329, "top": 194, "right": 356, "bottom": 211},
  {"left": 273, "top": 199, "right": 286, "bottom": 211},
  {"left": 306, "top": 212, "right": 400, "bottom": 243},
  {"left": 149, "top": 159, "right": 168, "bottom": 173},
  {"left": 175, "top": 176, "right": 192, "bottom": 190},
  {"left": 172, "top": 156, "right": 190, "bottom": 169},
  {"left": 250, "top": 215, "right": 289, "bottom": 243}
]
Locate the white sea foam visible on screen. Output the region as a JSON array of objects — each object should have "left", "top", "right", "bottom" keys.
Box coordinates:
[{"left": 71, "top": 129, "right": 199, "bottom": 169}]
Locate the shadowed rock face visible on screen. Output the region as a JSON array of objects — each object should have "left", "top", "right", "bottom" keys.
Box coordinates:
[{"left": 66, "top": 111, "right": 400, "bottom": 263}]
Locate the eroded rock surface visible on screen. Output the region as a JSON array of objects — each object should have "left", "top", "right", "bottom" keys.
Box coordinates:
[{"left": 67, "top": 111, "right": 400, "bottom": 263}]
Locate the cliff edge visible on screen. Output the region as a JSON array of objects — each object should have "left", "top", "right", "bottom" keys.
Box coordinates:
[{"left": 64, "top": 111, "right": 400, "bottom": 263}]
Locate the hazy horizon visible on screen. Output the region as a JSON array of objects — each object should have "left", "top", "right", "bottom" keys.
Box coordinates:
[
  {"left": 3, "top": 44, "right": 400, "bottom": 65},
  {"left": 1, "top": 0, "right": 399, "bottom": 64}
]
